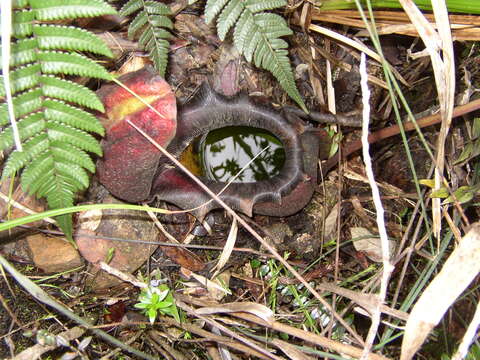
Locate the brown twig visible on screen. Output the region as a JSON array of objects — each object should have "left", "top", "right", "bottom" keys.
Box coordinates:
[{"left": 322, "top": 97, "right": 480, "bottom": 174}]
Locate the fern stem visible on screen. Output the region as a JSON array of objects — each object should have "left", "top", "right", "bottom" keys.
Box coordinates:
[{"left": 1, "top": 0, "right": 23, "bottom": 152}]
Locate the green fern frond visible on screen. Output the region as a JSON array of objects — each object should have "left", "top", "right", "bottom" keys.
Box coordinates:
[
  {"left": 2, "top": 135, "right": 50, "bottom": 178},
  {"left": 119, "top": 0, "right": 144, "bottom": 17},
  {"left": 45, "top": 122, "right": 103, "bottom": 156},
  {"left": 217, "top": 0, "right": 244, "bottom": 40},
  {"left": 204, "top": 0, "right": 307, "bottom": 111},
  {"left": 33, "top": 25, "right": 113, "bottom": 57},
  {"left": 40, "top": 76, "right": 105, "bottom": 111},
  {"left": 0, "top": 89, "right": 43, "bottom": 125},
  {"left": 12, "top": 10, "right": 35, "bottom": 38},
  {"left": 205, "top": 0, "right": 229, "bottom": 24},
  {"left": 50, "top": 141, "right": 96, "bottom": 173},
  {"left": 30, "top": 0, "right": 116, "bottom": 21},
  {"left": 244, "top": 0, "right": 287, "bottom": 14},
  {"left": 21, "top": 151, "right": 55, "bottom": 191},
  {"left": 0, "top": 64, "right": 41, "bottom": 96},
  {"left": 1, "top": 0, "right": 115, "bottom": 239},
  {"left": 44, "top": 100, "right": 105, "bottom": 136},
  {"left": 37, "top": 51, "right": 111, "bottom": 79},
  {"left": 46, "top": 191, "right": 74, "bottom": 239},
  {"left": 128, "top": 11, "right": 149, "bottom": 38},
  {"left": 120, "top": 0, "right": 173, "bottom": 76},
  {"left": 4, "top": 39, "right": 37, "bottom": 66},
  {"left": 0, "top": 112, "right": 45, "bottom": 151}
]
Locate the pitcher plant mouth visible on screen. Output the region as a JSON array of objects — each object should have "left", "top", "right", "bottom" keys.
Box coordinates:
[{"left": 96, "top": 66, "right": 320, "bottom": 220}]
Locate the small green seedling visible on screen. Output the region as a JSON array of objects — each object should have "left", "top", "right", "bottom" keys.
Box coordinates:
[{"left": 134, "top": 283, "right": 180, "bottom": 324}]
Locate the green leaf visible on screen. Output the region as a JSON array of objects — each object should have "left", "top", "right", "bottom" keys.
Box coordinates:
[
  {"left": 46, "top": 122, "right": 102, "bottom": 155},
  {"left": 443, "top": 185, "right": 479, "bottom": 205},
  {"left": 147, "top": 308, "right": 157, "bottom": 324},
  {"left": 40, "top": 76, "right": 105, "bottom": 111},
  {"left": 205, "top": 0, "right": 306, "bottom": 110},
  {"left": 7, "top": 38, "right": 38, "bottom": 67},
  {"left": 0, "top": 112, "right": 45, "bottom": 151},
  {"left": 21, "top": 151, "right": 54, "bottom": 192},
  {"left": 119, "top": 0, "right": 143, "bottom": 17},
  {"left": 245, "top": 0, "right": 286, "bottom": 13},
  {"left": 128, "top": 11, "right": 148, "bottom": 39},
  {"left": 205, "top": 0, "right": 229, "bottom": 24},
  {"left": 51, "top": 141, "right": 96, "bottom": 173},
  {"left": 34, "top": 25, "right": 113, "bottom": 57},
  {"left": 12, "top": 10, "right": 35, "bottom": 38},
  {"left": 217, "top": 0, "right": 244, "bottom": 40},
  {"left": 2, "top": 134, "right": 49, "bottom": 179},
  {"left": 144, "top": 1, "right": 171, "bottom": 15},
  {"left": 473, "top": 118, "right": 480, "bottom": 138},
  {"left": 37, "top": 51, "right": 112, "bottom": 79},
  {"left": 430, "top": 187, "right": 449, "bottom": 199},
  {"left": 455, "top": 142, "right": 473, "bottom": 164},
  {"left": 44, "top": 99, "right": 105, "bottom": 135},
  {"left": 30, "top": 0, "right": 117, "bottom": 21},
  {"left": 0, "top": 89, "right": 43, "bottom": 126},
  {"left": 0, "top": 64, "right": 41, "bottom": 96},
  {"left": 46, "top": 189, "right": 75, "bottom": 240}
]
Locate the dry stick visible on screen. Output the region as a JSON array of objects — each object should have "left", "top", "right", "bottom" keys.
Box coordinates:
[
  {"left": 359, "top": 53, "right": 395, "bottom": 360},
  {"left": 125, "top": 119, "right": 367, "bottom": 348},
  {"left": 322, "top": 97, "right": 480, "bottom": 174}
]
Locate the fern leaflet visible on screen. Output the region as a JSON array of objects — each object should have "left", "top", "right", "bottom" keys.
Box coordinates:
[
  {"left": 204, "top": 0, "right": 307, "bottom": 111},
  {"left": 1, "top": 1, "right": 115, "bottom": 239},
  {"left": 120, "top": 0, "right": 173, "bottom": 77}
]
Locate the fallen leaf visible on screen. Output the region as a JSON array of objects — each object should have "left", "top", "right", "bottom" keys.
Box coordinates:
[
  {"left": 351, "top": 227, "right": 396, "bottom": 262},
  {"left": 400, "top": 222, "right": 480, "bottom": 360}
]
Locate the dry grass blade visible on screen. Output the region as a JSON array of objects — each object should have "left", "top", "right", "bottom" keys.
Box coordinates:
[
  {"left": 211, "top": 217, "right": 238, "bottom": 279},
  {"left": 400, "top": 222, "right": 480, "bottom": 360},
  {"left": 308, "top": 24, "right": 409, "bottom": 88},
  {"left": 196, "top": 302, "right": 274, "bottom": 324},
  {"left": 181, "top": 268, "right": 232, "bottom": 296},
  {"left": 398, "top": 0, "right": 455, "bottom": 239},
  {"left": 271, "top": 339, "right": 316, "bottom": 360},
  {"left": 359, "top": 52, "right": 394, "bottom": 360},
  {"left": 432, "top": 0, "right": 456, "bottom": 238}
]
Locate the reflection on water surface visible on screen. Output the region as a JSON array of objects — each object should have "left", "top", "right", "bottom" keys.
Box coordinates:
[{"left": 198, "top": 126, "right": 286, "bottom": 183}]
